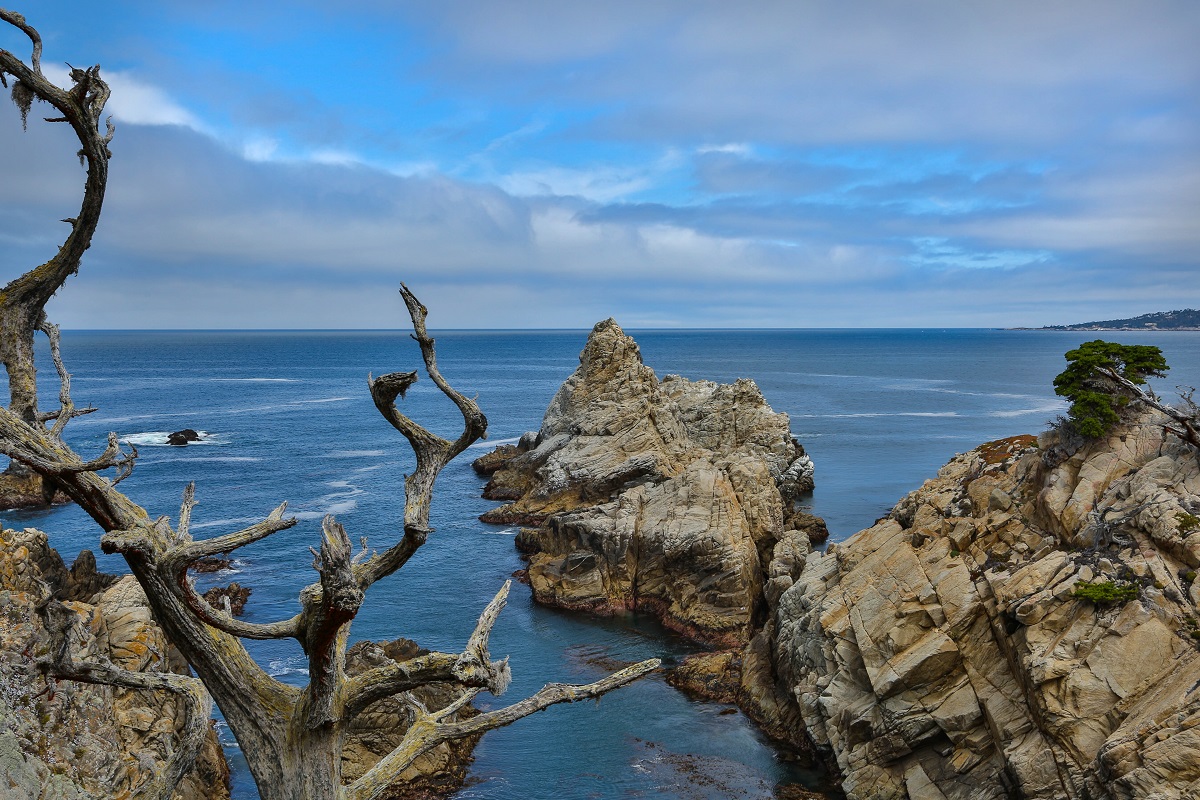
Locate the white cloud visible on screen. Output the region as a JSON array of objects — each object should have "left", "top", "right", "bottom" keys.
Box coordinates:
[{"left": 41, "top": 65, "right": 206, "bottom": 131}]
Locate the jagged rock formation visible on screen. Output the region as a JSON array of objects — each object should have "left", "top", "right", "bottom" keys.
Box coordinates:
[
  {"left": 0, "top": 529, "right": 483, "bottom": 800},
  {"left": 0, "top": 527, "right": 230, "bottom": 800},
  {"left": 479, "top": 318, "right": 815, "bottom": 648},
  {"left": 774, "top": 410, "right": 1200, "bottom": 799}
]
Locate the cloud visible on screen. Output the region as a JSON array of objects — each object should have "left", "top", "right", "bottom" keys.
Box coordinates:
[{"left": 2, "top": 2, "right": 1197, "bottom": 329}]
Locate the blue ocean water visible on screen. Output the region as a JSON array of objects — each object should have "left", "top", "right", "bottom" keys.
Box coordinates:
[{"left": 4, "top": 328, "right": 1199, "bottom": 799}]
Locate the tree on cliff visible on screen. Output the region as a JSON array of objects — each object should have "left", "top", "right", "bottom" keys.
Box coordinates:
[
  {"left": 1053, "top": 339, "right": 1199, "bottom": 449},
  {"left": 0, "top": 8, "right": 112, "bottom": 507},
  {"left": 0, "top": 11, "right": 657, "bottom": 800}
]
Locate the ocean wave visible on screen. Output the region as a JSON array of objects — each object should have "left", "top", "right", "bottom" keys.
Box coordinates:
[
  {"left": 91, "top": 397, "right": 354, "bottom": 427},
  {"left": 793, "top": 411, "right": 961, "bottom": 419},
  {"left": 267, "top": 655, "right": 309, "bottom": 679},
  {"left": 483, "top": 527, "right": 519, "bottom": 535},
  {"left": 119, "top": 431, "right": 226, "bottom": 446},
  {"left": 326, "top": 450, "right": 385, "bottom": 458},
  {"left": 213, "top": 720, "right": 239, "bottom": 749},
  {"left": 468, "top": 436, "right": 521, "bottom": 450},
  {"left": 209, "top": 378, "right": 299, "bottom": 383},
  {"left": 191, "top": 517, "right": 261, "bottom": 531},
  {"left": 158, "top": 456, "right": 262, "bottom": 463},
  {"left": 987, "top": 402, "right": 1067, "bottom": 418},
  {"left": 291, "top": 481, "right": 364, "bottom": 520}
]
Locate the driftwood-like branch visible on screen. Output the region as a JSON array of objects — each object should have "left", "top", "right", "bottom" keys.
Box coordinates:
[
  {"left": 0, "top": 9, "right": 42, "bottom": 76},
  {"left": 303, "top": 516, "right": 364, "bottom": 727},
  {"left": 0, "top": 430, "right": 136, "bottom": 482},
  {"left": 36, "top": 598, "right": 214, "bottom": 800},
  {"left": 1098, "top": 367, "right": 1200, "bottom": 450},
  {"left": 156, "top": 497, "right": 302, "bottom": 640},
  {"left": 360, "top": 284, "right": 489, "bottom": 588},
  {"left": 343, "top": 583, "right": 514, "bottom": 719},
  {"left": 1, "top": 9, "right": 112, "bottom": 445},
  {"left": 345, "top": 658, "right": 660, "bottom": 800},
  {"left": 37, "top": 318, "right": 88, "bottom": 437}
]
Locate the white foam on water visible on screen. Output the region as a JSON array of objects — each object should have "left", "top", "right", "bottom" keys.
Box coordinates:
[
  {"left": 987, "top": 401, "right": 1067, "bottom": 418},
  {"left": 210, "top": 378, "right": 299, "bottom": 383},
  {"left": 327, "top": 450, "right": 385, "bottom": 458},
  {"left": 267, "top": 656, "right": 309, "bottom": 678},
  {"left": 191, "top": 517, "right": 261, "bottom": 530},
  {"left": 792, "top": 411, "right": 960, "bottom": 419},
  {"left": 468, "top": 436, "right": 521, "bottom": 450},
  {"left": 120, "top": 430, "right": 227, "bottom": 446},
  {"left": 162, "top": 456, "right": 261, "bottom": 463}
]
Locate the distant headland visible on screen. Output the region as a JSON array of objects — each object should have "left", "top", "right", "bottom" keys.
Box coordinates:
[{"left": 1016, "top": 309, "right": 1200, "bottom": 331}]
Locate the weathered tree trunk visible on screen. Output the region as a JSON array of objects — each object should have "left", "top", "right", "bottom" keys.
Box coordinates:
[{"left": 1, "top": 8, "right": 112, "bottom": 506}]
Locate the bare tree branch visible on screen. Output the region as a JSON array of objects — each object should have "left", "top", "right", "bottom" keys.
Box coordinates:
[
  {"left": 302, "top": 516, "right": 364, "bottom": 727},
  {"left": 1, "top": 10, "right": 113, "bottom": 500},
  {"left": 343, "top": 583, "right": 514, "bottom": 718},
  {"left": 1097, "top": 366, "right": 1200, "bottom": 449},
  {"left": 360, "top": 284, "right": 489, "bottom": 588},
  {"left": 345, "top": 658, "right": 661, "bottom": 800}
]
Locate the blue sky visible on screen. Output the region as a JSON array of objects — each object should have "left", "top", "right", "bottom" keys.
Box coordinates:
[{"left": 2, "top": 1, "right": 1197, "bottom": 328}]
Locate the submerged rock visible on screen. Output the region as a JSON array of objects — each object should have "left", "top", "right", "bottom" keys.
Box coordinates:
[
  {"left": 167, "top": 429, "right": 203, "bottom": 446},
  {"left": 774, "top": 412, "right": 1200, "bottom": 799},
  {"left": 479, "top": 318, "right": 815, "bottom": 648}
]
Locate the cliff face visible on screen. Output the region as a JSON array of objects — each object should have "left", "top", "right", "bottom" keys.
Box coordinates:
[
  {"left": 0, "top": 527, "right": 230, "bottom": 800},
  {"left": 775, "top": 411, "right": 1200, "bottom": 799},
  {"left": 480, "top": 319, "right": 815, "bottom": 647}
]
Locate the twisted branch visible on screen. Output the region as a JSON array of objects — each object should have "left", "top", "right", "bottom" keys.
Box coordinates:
[
  {"left": 360, "top": 284, "right": 488, "bottom": 588},
  {"left": 345, "top": 658, "right": 660, "bottom": 800}
]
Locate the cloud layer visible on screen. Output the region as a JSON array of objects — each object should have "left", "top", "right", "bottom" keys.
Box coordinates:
[{"left": 2, "top": 1, "right": 1197, "bottom": 328}]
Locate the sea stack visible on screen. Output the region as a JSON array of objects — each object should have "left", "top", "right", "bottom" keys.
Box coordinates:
[{"left": 478, "top": 318, "right": 816, "bottom": 647}]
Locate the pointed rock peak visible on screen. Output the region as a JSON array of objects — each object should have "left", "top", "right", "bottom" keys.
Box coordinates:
[{"left": 580, "top": 317, "right": 644, "bottom": 372}]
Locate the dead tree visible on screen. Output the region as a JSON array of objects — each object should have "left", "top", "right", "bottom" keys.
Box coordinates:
[
  {"left": 1, "top": 11, "right": 658, "bottom": 799},
  {"left": 0, "top": 8, "right": 109, "bottom": 505},
  {"left": 0, "top": 282, "right": 658, "bottom": 800}
]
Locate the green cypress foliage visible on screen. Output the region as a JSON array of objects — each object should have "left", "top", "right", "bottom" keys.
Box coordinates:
[{"left": 1053, "top": 340, "right": 1169, "bottom": 438}]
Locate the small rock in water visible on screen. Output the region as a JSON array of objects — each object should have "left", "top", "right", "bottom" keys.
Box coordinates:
[{"left": 167, "top": 428, "right": 203, "bottom": 446}]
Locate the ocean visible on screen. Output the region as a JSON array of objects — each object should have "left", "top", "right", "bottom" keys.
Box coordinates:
[{"left": 5, "top": 328, "right": 1200, "bottom": 798}]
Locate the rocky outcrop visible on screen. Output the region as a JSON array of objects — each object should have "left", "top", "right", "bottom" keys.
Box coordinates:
[
  {"left": 0, "top": 527, "right": 230, "bottom": 800},
  {"left": 167, "top": 429, "right": 203, "bottom": 446},
  {"left": 479, "top": 319, "right": 814, "bottom": 648},
  {"left": 341, "top": 639, "right": 480, "bottom": 798},
  {"left": 774, "top": 412, "right": 1200, "bottom": 799}
]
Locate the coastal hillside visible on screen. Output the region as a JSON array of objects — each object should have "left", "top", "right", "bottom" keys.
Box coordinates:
[
  {"left": 776, "top": 408, "right": 1200, "bottom": 799},
  {"left": 0, "top": 529, "right": 230, "bottom": 799},
  {"left": 1042, "top": 309, "right": 1200, "bottom": 330},
  {"left": 478, "top": 323, "right": 1200, "bottom": 799}
]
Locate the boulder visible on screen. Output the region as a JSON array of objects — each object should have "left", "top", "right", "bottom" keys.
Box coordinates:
[{"left": 167, "top": 429, "right": 203, "bottom": 446}]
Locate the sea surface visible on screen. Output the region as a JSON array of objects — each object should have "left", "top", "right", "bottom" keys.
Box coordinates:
[{"left": 5, "top": 328, "right": 1200, "bottom": 799}]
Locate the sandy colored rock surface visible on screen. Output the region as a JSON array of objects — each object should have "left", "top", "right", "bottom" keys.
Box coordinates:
[
  {"left": 775, "top": 414, "right": 1200, "bottom": 799},
  {"left": 0, "top": 527, "right": 230, "bottom": 800},
  {"left": 481, "top": 319, "right": 814, "bottom": 647}
]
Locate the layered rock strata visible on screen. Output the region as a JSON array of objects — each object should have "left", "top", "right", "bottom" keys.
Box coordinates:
[
  {"left": 0, "top": 527, "right": 230, "bottom": 800},
  {"left": 479, "top": 318, "right": 815, "bottom": 648},
  {"left": 775, "top": 412, "right": 1200, "bottom": 799}
]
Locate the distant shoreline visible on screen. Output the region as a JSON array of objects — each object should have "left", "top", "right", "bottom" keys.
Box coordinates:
[{"left": 1010, "top": 327, "right": 1200, "bottom": 332}]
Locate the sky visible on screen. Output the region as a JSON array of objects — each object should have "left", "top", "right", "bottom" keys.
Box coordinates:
[{"left": 1, "top": 1, "right": 1198, "bottom": 329}]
